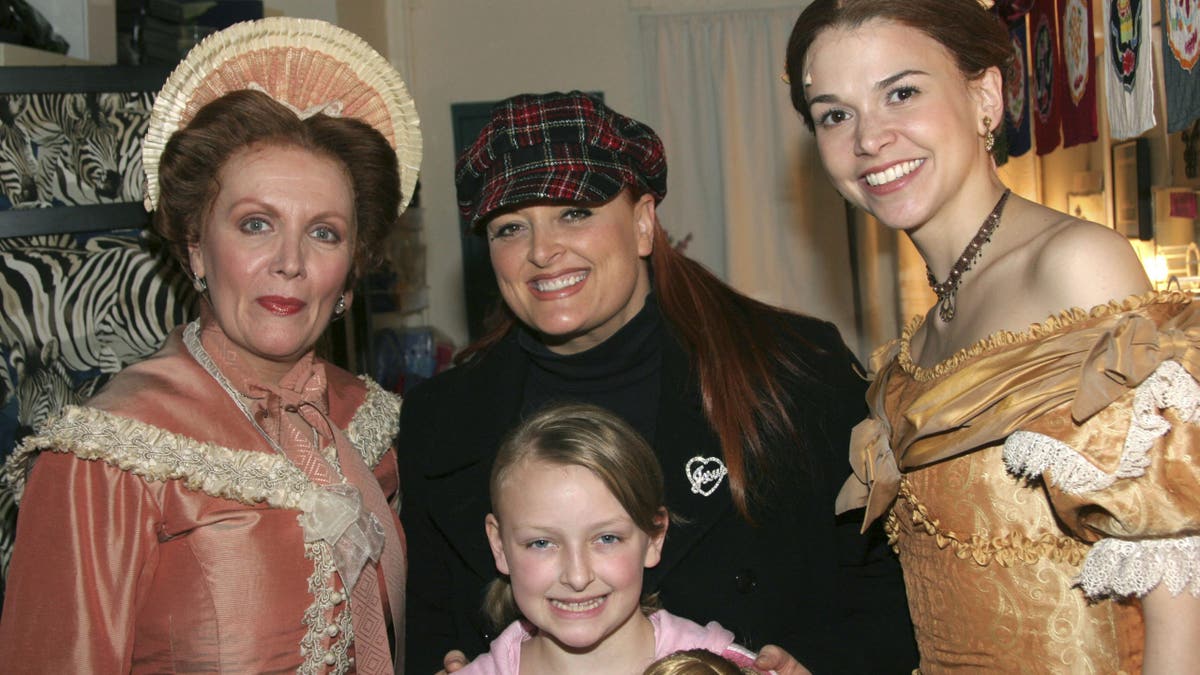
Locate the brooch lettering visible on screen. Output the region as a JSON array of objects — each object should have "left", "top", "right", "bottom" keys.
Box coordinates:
[{"left": 686, "top": 456, "right": 728, "bottom": 497}]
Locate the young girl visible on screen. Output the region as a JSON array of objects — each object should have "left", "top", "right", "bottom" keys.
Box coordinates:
[{"left": 462, "top": 403, "right": 771, "bottom": 675}]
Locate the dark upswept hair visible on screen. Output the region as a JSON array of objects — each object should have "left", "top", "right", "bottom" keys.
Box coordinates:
[
  {"left": 152, "top": 88, "right": 401, "bottom": 287},
  {"left": 458, "top": 190, "right": 836, "bottom": 520},
  {"left": 484, "top": 402, "right": 667, "bottom": 630},
  {"left": 785, "top": 0, "right": 1013, "bottom": 132}
]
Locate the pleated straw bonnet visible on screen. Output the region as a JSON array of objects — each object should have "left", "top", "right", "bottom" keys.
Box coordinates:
[{"left": 142, "top": 16, "right": 422, "bottom": 213}]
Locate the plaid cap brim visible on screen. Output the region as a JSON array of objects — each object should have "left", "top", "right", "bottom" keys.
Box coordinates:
[{"left": 461, "top": 142, "right": 640, "bottom": 230}]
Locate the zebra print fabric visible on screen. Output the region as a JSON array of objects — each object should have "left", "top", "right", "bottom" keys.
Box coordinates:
[
  {"left": 0, "top": 91, "right": 153, "bottom": 209},
  {"left": 0, "top": 231, "right": 198, "bottom": 585}
]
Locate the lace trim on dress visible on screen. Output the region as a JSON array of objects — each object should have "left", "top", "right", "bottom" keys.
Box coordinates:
[
  {"left": 1133, "top": 358, "right": 1200, "bottom": 433},
  {"left": 1, "top": 383, "right": 399, "bottom": 505},
  {"left": 3, "top": 406, "right": 313, "bottom": 506},
  {"left": 349, "top": 377, "right": 402, "bottom": 470},
  {"left": 1003, "top": 360, "right": 1200, "bottom": 494},
  {"left": 887, "top": 475, "right": 1088, "bottom": 567},
  {"left": 299, "top": 540, "right": 356, "bottom": 674},
  {"left": 1002, "top": 431, "right": 1140, "bottom": 494},
  {"left": 896, "top": 291, "right": 1188, "bottom": 382},
  {"left": 1078, "top": 536, "right": 1200, "bottom": 599}
]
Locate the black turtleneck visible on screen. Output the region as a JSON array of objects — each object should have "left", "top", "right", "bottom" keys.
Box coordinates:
[{"left": 517, "top": 293, "right": 662, "bottom": 444}]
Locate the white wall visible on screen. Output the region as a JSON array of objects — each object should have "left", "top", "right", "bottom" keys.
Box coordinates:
[
  {"left": 264, "top": 0, "right": 337, "bottom": 22},
  {"left": 26, "top": 0, "right": 116, "bottom": 63}
]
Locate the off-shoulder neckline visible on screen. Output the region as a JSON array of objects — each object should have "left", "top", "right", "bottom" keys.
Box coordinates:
[{"left": 897, "top": 291, "right": 1191, "bottom": 382}]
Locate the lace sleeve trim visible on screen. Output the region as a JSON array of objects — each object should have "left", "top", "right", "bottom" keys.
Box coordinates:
[
  {"left": 347, "top": 377, "right": 402, "bottom": 470},
  {"left": 1003, "top": 431, "right": 1131, "bottom": 493},
  {"left": 1077, "top": 535, "right": 1200, "bottom": 599},
  {"left": 2, "top": 405, "right": 316, "bottom": 507},
  {"left": 2, "top": 384, "right": 400, "bottom": 507},
  {"left": 1003, "top": 359, "right": 1200, "bottom": 494}
]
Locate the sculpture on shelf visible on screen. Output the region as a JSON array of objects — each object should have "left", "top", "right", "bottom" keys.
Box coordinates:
[{"left": 0, "top": 1, "right": 69, "bottom": 54}]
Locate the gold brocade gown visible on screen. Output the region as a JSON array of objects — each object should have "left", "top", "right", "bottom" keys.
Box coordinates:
[{"left": 845, "top": 292, "right": 1200, "bottom": 674}]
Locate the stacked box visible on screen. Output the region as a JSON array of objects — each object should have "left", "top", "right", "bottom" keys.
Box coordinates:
[
  {"left": 117, "top": 0, "right": 146, "bottom": 65},
  {"left": 140, "top": 0, "right": 263, "bottom": 65}
]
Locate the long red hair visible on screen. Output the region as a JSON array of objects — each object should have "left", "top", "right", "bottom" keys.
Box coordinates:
[{"left": 457, "top": 205, "right": 834, "bottom": 518}]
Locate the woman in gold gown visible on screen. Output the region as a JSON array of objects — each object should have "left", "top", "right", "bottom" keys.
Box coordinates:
[{"left": 786, "top": 1, "right": 1200, "bottom": 672}]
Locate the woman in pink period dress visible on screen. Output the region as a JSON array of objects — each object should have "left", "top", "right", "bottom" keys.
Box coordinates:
[{"left": 0, "top": 17, "right": 420, "bottom": 674}]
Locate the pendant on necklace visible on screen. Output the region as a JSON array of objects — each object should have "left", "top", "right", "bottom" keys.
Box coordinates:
[{"left": 937, "top": 293, "right": 957, "bottom": 322}]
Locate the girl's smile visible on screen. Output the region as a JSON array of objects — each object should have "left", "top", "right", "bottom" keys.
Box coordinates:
[{"left": 486, "top": 460, "right": 665, "bottom": 657}]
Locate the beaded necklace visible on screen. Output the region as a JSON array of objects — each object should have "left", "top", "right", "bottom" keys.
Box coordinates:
[{"left": 926, "top": 189, "right": 1012, "bottom": 322}]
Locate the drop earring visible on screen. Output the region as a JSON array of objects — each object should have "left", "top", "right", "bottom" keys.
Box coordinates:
[
  {"left": 983, "top": 115, "right": 996, "bottom": 153},
  {"left": 332, "top": 294, "right": 346, "bottom": 320},
  {"left": 193, "top": 274, "right": 207, "bottom": 293}
]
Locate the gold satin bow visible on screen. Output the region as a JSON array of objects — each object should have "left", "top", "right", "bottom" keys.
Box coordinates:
[
  {"left": 837, "top": 417, "right": 901, "bottom": 532},
  {"left": 1073, "top": 313, "right": 1200, "bottom": 422}
]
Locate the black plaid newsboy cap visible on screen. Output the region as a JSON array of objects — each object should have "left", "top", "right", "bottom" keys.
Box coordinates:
[{"left": 455, "top": 91, "right": 668, "bottom": 230}]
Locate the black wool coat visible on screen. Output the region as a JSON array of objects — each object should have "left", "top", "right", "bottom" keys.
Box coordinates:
[{"left": 398, "top": 317, "right": 917, "bottom": 674}]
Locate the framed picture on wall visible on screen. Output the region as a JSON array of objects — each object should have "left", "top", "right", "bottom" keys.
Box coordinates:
[
  {"left": 1111, "top": 138, "right": 1153, "bottom": 240},
  {"left": 1067, "top": 191, "right": 1106, "bottom": 226}
]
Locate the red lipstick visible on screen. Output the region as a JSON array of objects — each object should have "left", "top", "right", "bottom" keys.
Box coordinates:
[
  {"left": 527, "top": 270, "right": 589, "bottom": 300},
  {"left": 257, "top": 296, "right": 306, "bottom": 316}
]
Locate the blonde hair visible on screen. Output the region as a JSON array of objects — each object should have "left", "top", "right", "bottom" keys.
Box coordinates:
[
  {"left": 484, "top": 402, "right": 668, "bottom": 630},
  {"left": 643, "top": 649, "right": 757, "bottom": 675}
]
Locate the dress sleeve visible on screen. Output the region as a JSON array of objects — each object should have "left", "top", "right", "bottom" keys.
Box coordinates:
[
  {"left": 0, "top": 450, "right": 161, "bottom": 671},
  {"left": 1004, "top": 359, "right": 1200, "bottom": 599}
]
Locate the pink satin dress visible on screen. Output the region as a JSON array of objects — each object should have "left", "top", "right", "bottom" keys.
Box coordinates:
[{"left": 0, "top": 319, "right": 406, "bottom": 674}]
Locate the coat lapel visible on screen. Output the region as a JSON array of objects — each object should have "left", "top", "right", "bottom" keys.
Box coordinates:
[
  {"left": 647, "top": 329, "right": 735, "bottom": 586},
  {"left": 426, "top": 335, "right": 528, "bottom": 580},
  {"left": 423, "top": 328, "right": 739, "bottom": 584}
]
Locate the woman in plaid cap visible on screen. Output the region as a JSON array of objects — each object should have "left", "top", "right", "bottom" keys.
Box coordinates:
[{"left": 400, "top": 91, "right": 917, "bottom": 674}]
